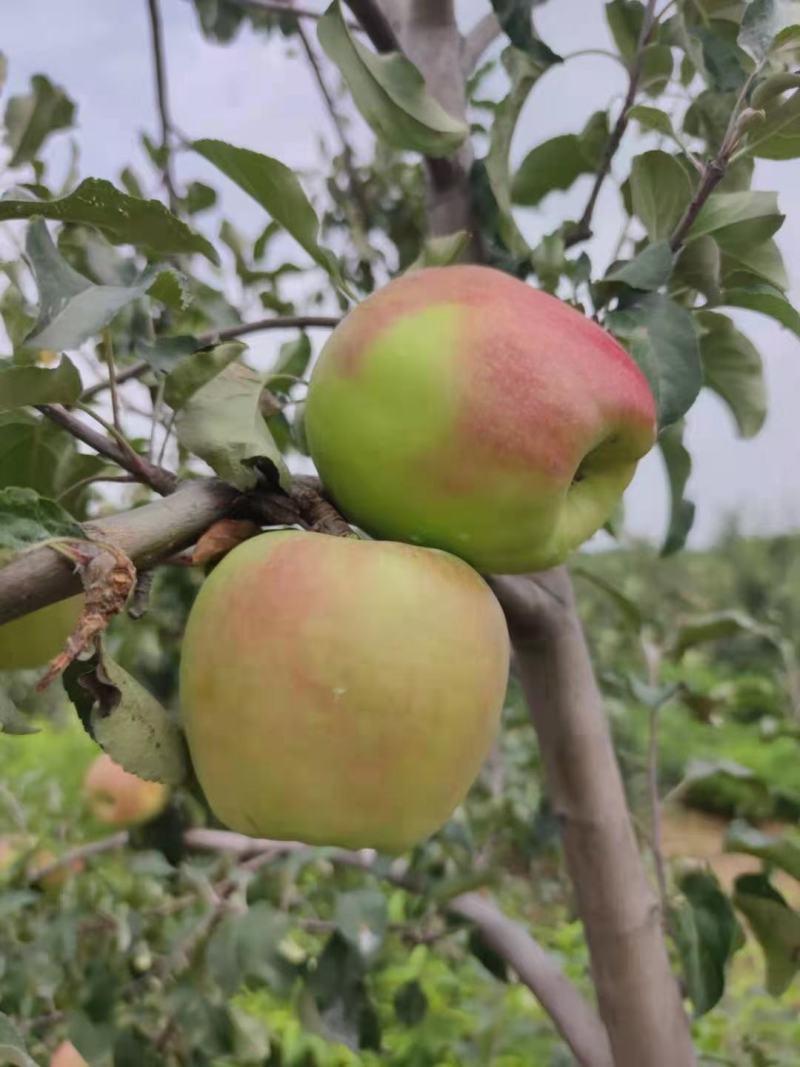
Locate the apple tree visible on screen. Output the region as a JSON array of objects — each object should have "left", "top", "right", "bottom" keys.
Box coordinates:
[{"left": 1, "top": 1, "right": 800, "bottom": 1065}]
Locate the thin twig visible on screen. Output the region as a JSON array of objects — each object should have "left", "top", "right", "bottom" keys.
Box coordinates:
[
  {"left": 295, "top": 19, "right": 371, "bottom": 234},
  {"left": 35, "top": 404, "right": 177, "bottom": 496},
  {"left": 56, "top": 474, "right": 138, "bottom": 503},
  {"left": 146, "top": 0, "right": 179, "bottom": 211},
  {"left": 103, "top": 329, "right": 123, "bottom": 433},
  {"left": 81, "top": 314, "right": 340, "bottom": 401},
  {"left": 156, "top": 408, "right": 178, "bottom": 467},
  {"left": 149, "top": 376, "right": 165, "bottom": 461},
  {"left": 26, "top": 832, "right": 130, "bottom": 884},
  {"left": 565, "top": 0, "right": 659, "bottom": 248}
]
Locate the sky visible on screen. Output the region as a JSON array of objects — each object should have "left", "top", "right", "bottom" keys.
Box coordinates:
[{"left": 1, "top": 0, "right": 799, "bottom": 548}]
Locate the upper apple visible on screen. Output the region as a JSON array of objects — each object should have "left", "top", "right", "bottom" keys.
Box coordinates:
[{"left": 306, "top": 265, "right": 656, "bottom": 573}]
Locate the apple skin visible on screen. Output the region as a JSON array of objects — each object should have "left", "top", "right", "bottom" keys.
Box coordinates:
[
  {"left": 0, "top": 596, "right": 83, "bottom": 671},
  {"left": 180, "top": 530, "right": 510, "bottom": 853},
  {"left": 305, "top": 265, "right": 657, "bottom": 574},
  {"left": 83, "top": 753, "right": 169, "bottom": 827},
  {"left": 50, "top": 1041, "right": 89, "bottom": 1067}
]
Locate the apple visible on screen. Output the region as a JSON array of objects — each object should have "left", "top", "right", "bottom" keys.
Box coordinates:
[
  {"left": 26, "top": 848, "right": 85, "bottom": 891},
  {"left": 180, "top": 530, "right": 509, "bottom": 852},
  {"left": 83, "top": 753, "right": 169, "bottom": 827},
  {"left": 50, "top": 1041, "right": 88, "bottom": 1067},
  {"left": 305, "top": 265, "right": 657, "bottom": 573},
  {"left": 0, "top": 595, "right": 83, "bottom": 671}
]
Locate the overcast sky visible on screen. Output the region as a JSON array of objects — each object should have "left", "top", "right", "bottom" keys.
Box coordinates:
[{"left": 2, "top": 0, "right": 799, "bottom": 548}]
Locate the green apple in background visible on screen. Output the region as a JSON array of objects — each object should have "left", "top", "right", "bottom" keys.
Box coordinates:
[
  {"left": 0, "top": 596, "right": 82, "bottom": 671},
  {"left": 180, "top": 530, "right": 510, "bottom": 853},
  {"left": 83, "top": 753, "right": 169, "bottom": 827},
  {"left": 305, "top": 265, "right": 657, "bottom": 574}
]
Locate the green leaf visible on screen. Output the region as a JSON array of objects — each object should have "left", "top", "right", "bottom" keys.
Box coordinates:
[
  {"left": 726, "top": 820, "right": 800, "bottom": 881},
  {"left": 193, "top": 138, "right": 345, "bottom": 289},
  {"left": 640, "top": 43, "right": 674, "bottom": 95},
  {"left": 485, "top": 47, "right": 547, "bottom": 255},
  {"left": 206, "top": 903, "right": 294, "bottom": 995},
  {"left": 695, "top": 310, "right": 766, "bottom": 438},
  {"left": 407, "top": 230, "right": 470, "bottom": 272},
  {"left": 605, "top": 0, "right": 644, "bottom": 58},
  {"left": 751, "top": 70, "right": 800, "bottom": 109},
  {"left": 606, "top": 293, "right": 702, "bottom": 428},
  {"left": 672, "top": 870, "right": 742, "bottom": 1016},
  {"left": 628, "top": 104, "right": 677, "bottom": 140},
  {"left": 630, "top": 151, "right": 693, "bottom": 240},
  {"left": 671, "top": 609, "right": 765, "bottom": 658},
  {"left": 393, "top": 981, "right": 428, "bottom": 1026},
  {"left": 739, "top": 0, "right": 800, "bottom": 60},
  {"left": 164, "top": 341, "right": 245, "bottom": 410},
  {"left": 0, "top": 1013, "right": 38, "bottom": 1067},
  {"left": 3, "top": 73, "right": 75, "bottom": 167},
  {"left": 674, "top": 235, "right": 721, "bottom": 302},
  {"left": 135, "top": 335, "right": 199, "bottom": 374},
  {"left": 317, "top": 2, "right": 468, "bottom": 158},
  {"left": 24, "top": 220, "right": 154, "bottom": 351},
  {"left": 722, "top": 282, "right": 800, "bottom": 337},
  {"left": 0, "top": 691, "right": 39, "bottom": 736},
  {"left": 0, "top": 486, "right": 82, "bottom": 556},
  {"left": 604, "top": 240, "right": 674, "bottom": 291},
  {"left": 75, "top": 648, "right": 188, "bottom": 785},
  {"left": 174, "top": 363, "right": 290, "bottom": 491},
  {"left": 658, "top": 420, "right": 695, "bottom": 554},
  {"left": 720, "top": 238, "right": 788, "bottom": 290},
  {"left": 0, "top": 355, "right": 82, "bottom": 411},
  {"left": 334, "top": 890, "right": 388, "bottom": 958},
  {"left": 489, "top": 1, "right": 563, "bottom": 63},
  {"left": 746, "top": 88, "right": 800, "bottom": 159},
  {"left": 512, "top": 111, "right": 608, "bottom": 207},
  {"left": 571, "top": 565, "right": 644, "bottom": 631},
  {"left": 147, "top": 267, "right": 192, "bottom": 310},
  {"left": 270, "top": 334, "right": 313, "bottom": 389},
  {"left": 0, "top": 178, "right": 218, "bottom": 263},
  {"left": 306, "top": 932, "right": 380, "bottom": 1051},
  {"left": 698, "top": 24, "right": 748, "bottom": 92},
  {"left": 733, "top": 873, "right": 800, "bottom": 995},
  {"left": 687, "top": 191, "right": 784, "bottom": 248}
]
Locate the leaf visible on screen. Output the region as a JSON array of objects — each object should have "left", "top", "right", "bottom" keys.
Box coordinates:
[
  {"left": 733, "top": 873, "right": 800, "bottom": 994},
  {"left": 485, "top": 47, "right": 546, "bottom": 255},
  {"left": 687, "top": 191, "right": 784, "bottom": 248},
  {"left": 270, "top": 333, "right": 313, "bottom": 389},
  {"left": 147, "top": 268, "right": 192, "bottom": 310},
  {"left": 658, "top": 420, "right": 695, "bottom": 554},
  {"left": 721, "top": 283, "right": 800, "bottom": 338},
  {"left": 193, "top": 138, "right": 345, "bottom": 289},
  {"left": 604, "top": 240, "right": 674, "bottom": 292},
  {"left": 512, "top": 111, "right": 608, "bottom": 208},
  {"left": 135, "top": 335, "right": 199, "bottom": 374},
  {"left": 628, "top": 103, "right": 677, "bottom": 140},
  {"left": 206, "top": 903, "right": 294, "bottom": 995},
  {"left": 0, "top": 1013, "right": 38, "bottom": 1067},
  {"left": 0, "top": 355, "right": 82, "bottom": 410},
  {"left": 605, "top": 0, "right": 644, "bottom": 58},
  {"left": 174, "top": 363, "right": 290, "bottom": 491},
  {"left": 698, "top": 25, "right": 748, "bottom": 92},
  {"left": 720, "top": 238, "right": 788, "bottom": 291},
  {"left": 407, "top": 230, "right": 470, "bottom": 271},
  {"left": 0, "top": 179, "right": 218, "bottom": 263},
  {"left": 317, "top": 2, "right": 468, "bottom": 158},
  {"left": 739, "top": 0, "right": 800, "bottom": 60},
  {"left": 305, "top": 932, "right": 380, "bottom": 1051},
  {"left": 489, "top": 0, "right": 563, "bottom": 63},
  {"left": 571, "top": 565, "right": 644, "bottom": 631},
  {"left": 672, "top": 870, "right": 742, "bottom": 1016},
  {"left": 3, "top": 73, "right": 75, "bottom": 167},
  {"left": 74, "top": 648, "right": 187, "bottom": 785},
  {"left": 23, "top": 221, "right": 152, "bottom": 351},
  {"left": 671, "top": 609, "right": 764, "bottom": 658},
  {"left": 393, "top": 981, "right": 428, "bottom": 1026},
  {"left": 695, "top": 310, "right": 766, "bottom": 438},
  {"left": 746, "top": 88, "right": 800, "bottom": 159},
  {"left": 726, "top": 820, "right": 800, "bottom": 880},
  {"left": 674, "top": 235, "right": 721, "bottom": 302},
  {"left": 0, "top": 486, "right": 82, "bottom": 555},
  {"left": 630, "top": 151, "right": 693, "bottom": 240},
  {"left": 640, "top": 43, "right": 674, "bottom": 95},
  {"left": 164, "top": 341, "right": 245, "bottom": 410},
  {"left": 606, "top": 293, "right": 702, "bottom": 429},
  {"left": 0, "top": 692, "right": 39, "bottom": 736},
  {"left": 334, "top": 890, "right": 388, "bottom": 959}
]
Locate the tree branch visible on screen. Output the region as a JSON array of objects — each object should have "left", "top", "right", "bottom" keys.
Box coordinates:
[
  {"left": 145, "top": 0, "right": 179, "bottom": 212},
  {"left": 36, "top": 404, "right": 178, "bottom": 495},
  {"left": 565, "top": 0, "right": 659, "bottom": 248},
  {"left": 344, "top": 0, "right": 400, "bottom": 52},
  {"left": 461, "top": 12, "right": 502, "bottom": 75},
  {"left": 491, "top": 571, "right": 696, "bottom": 1067},
  {"left": 0, "top": 479, "right": 239, "bottom": 625},
  {"left": 230, "top": 0, "right": 362, "bottom": 30},
  {"left": 80, "top": 314, "right": 340, "bottom": 401}
]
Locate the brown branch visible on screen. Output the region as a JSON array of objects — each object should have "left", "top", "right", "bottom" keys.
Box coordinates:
[
  {"left": 565, "top": 0, "right": 659, "bottom": 248},
  {"left": 344, "top": 0, "right": 400, "bottom": 52},
  {"left": 491, "top": 571, "right": 696, "bottom": 1067},
  {"left": 461, "top": 12, "right": 502, "bottom": 74},
  {"left": 26, "top": 833, "right": 130, "bottom": 884},
  {"left": 36, "top": 404, "right": 177, "bottom": 495},
  {"left": 146, "top": 0, "right": 179, "bottom": 212},
  {"left": 230, "top": 0, "right": 362, "bottom": 30},
  {"left": 80, "top": 315, "right": 340, "bottom": 401},
  {"left": 0, "top": 478, "right": 239, "bottom": 625}
]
